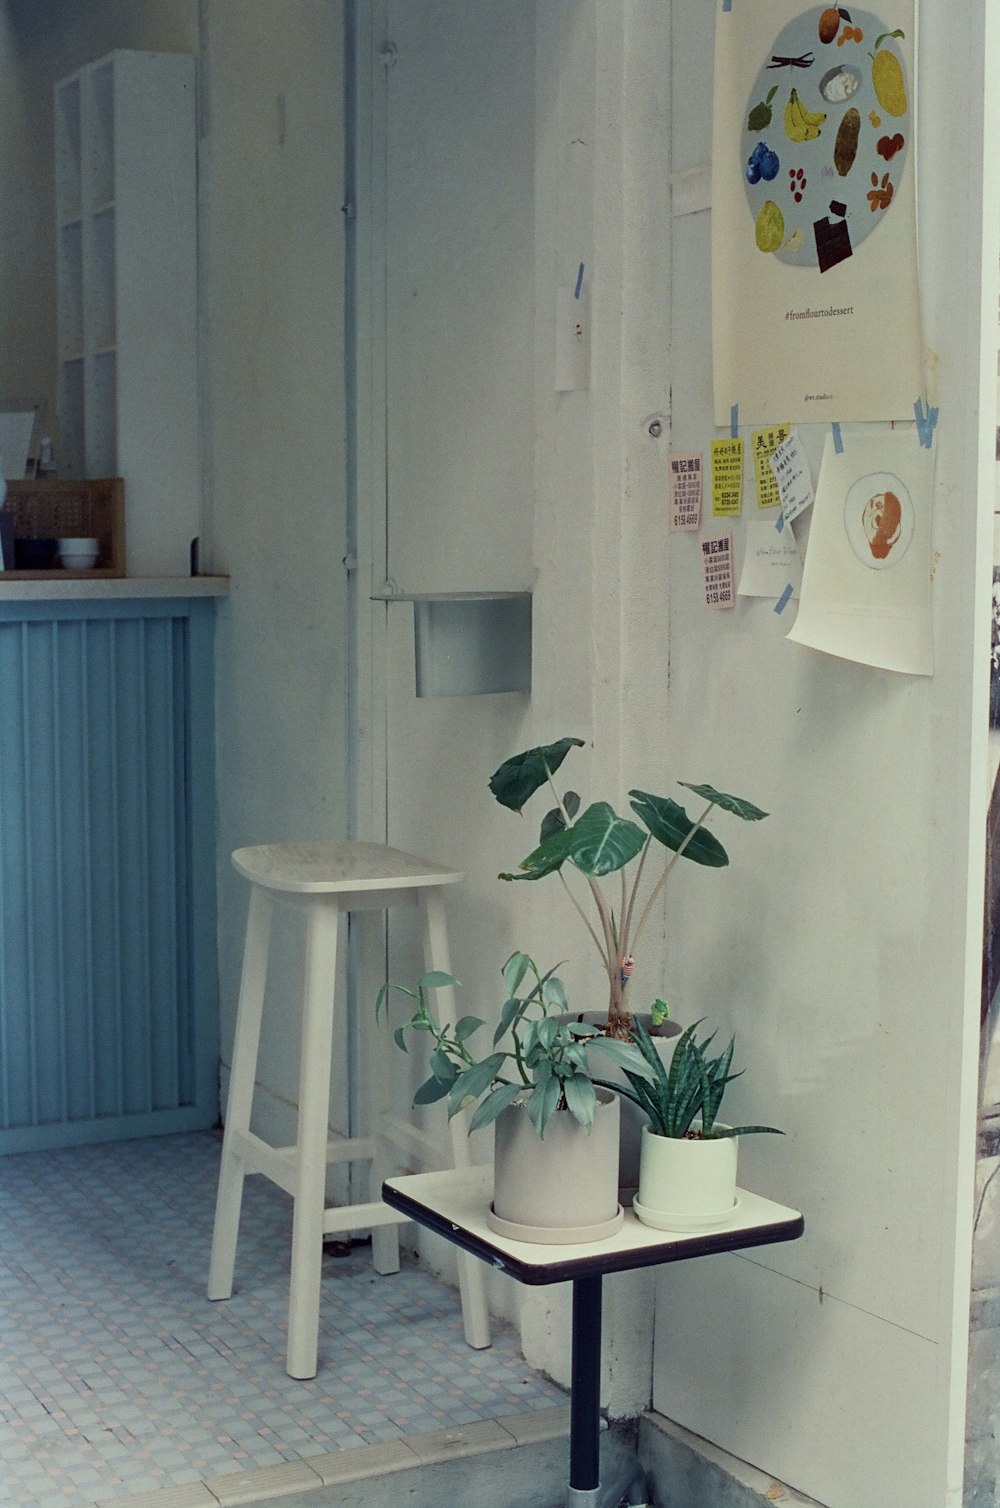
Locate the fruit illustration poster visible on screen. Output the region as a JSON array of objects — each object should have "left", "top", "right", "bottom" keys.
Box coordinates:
[
  {"left": 712, "top": 0, "right": 922, "bottom": 425},
  {"left": 786, "top": 430, "right": 933, "bottom": 674}
]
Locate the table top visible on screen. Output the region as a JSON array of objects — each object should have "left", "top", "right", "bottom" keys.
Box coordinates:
[{"left": 382, "top": 1167, "right": 804, "bottom": 1286}]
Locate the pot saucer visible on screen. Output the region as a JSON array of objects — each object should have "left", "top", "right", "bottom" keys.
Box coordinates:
[
  {"left": 486, "top": 1203, "right": 625, "bottom": 1245},
  {"left": 632, "top": 1196, "right": 742, "bottom": 1233}
]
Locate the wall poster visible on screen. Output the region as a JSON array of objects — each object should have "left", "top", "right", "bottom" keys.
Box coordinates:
[
  {"left": 786, "top": 430, "right": 933, "bottom": 674},
  {"left": 712, "top": 0, "right": 922, "bottom": 425}
]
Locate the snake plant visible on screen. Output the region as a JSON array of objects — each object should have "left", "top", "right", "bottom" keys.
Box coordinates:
[{"left": 598, "top": 1017, "right": 783, "bottom": 1140}]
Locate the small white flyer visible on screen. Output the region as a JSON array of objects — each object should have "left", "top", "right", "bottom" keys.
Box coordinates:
[
  {"left": 738, "top": 519, "right": 802, "bottom": 600},
  {"left": 769, "top": 432, "right": 814, "bottom": 526}
]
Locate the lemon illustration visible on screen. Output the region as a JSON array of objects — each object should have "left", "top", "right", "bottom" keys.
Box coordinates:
[
  {"left": 872, "top": 50, "right": 906, "bottom": 116},
  {"left": 755, "top": 199, "right": 785, "bottom": 254}
]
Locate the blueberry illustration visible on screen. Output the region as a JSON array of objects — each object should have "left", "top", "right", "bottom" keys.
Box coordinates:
[
  {"left": 746, "top": 141, "right": 767, "bottom": 185},
  {"left": 759, "top": 147, "right": 780, "bottom": 181}
]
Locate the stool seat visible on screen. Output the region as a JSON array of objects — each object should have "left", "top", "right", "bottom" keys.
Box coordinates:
[
  {"left": 207, "top": 840, "right": 490, "bottom": 1379},
  {"left": 232, "top": 841, "right": 463, "bottom": 895}
]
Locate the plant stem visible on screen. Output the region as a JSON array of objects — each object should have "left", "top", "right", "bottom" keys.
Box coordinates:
[
  {"left": 620, "top": 836, "right": 651, "bottom": 957},
  {"left": 631, "top": 801, "right": 716, "bottom": 959},
  {"left": 558, "top": 868, "right": 609, "bottom": 966}
]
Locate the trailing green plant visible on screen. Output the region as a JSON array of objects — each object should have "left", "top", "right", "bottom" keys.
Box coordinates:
[
  {"left": 596, "top": 1017, "right": 783, "bottom": 1140},
  {"left": 489, "top": 737, "right": 768, "bottom": 1030},
  {"left": 376, "top": 951, "right": 655, "bottom": 1139}
]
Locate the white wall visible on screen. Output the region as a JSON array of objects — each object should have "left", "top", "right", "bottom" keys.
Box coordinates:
[
  {"left": 649, "top": 4, "right": 997, "bottom": 1506},
  {"left": 361, "top": 1, "right": 998, "bottom": 1501},
  {"left": 198, "top": 0, "right": 351, "bottom": 1146}
]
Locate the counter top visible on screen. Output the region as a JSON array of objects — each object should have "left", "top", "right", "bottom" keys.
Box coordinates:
[{"left": 0, "top": 575, "right": 230, "bottom": 603}]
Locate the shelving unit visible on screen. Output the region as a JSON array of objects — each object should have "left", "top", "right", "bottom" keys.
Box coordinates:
[{"left": 54, "top": 51, "right": 197, "bottom": 575}]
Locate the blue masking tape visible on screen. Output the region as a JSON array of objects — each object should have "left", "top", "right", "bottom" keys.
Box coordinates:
[
  {"left": 914, "top": 398, "right": 939, "bottom": 448},
  {"left": 730, "top": 404, "right": 739, "bottom": 438},
  {"left": 774, "top": 584, "right": 794, "bottom": 614},
  {"left": 831, "top": 422, "right": 843, "bottom": 454},
  {"left": 775, "top": 509, "right": 785, "bottom": 533},
  {"left": 722, "top": 0, "right": 732, "bottom": 10},
  {"left": 574, "top": 262, "right": 585, "bottom": 300}
]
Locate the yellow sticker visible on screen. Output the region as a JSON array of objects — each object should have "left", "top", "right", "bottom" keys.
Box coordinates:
[
  {"left": 710, "top": 437, "right": 744, "bottom": 516},
  {"left": 751, "top": 423, "right": 791, "bottom": 510}
]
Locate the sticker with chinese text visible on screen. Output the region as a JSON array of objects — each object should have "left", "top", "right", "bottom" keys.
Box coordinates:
[
  {"left": 669, "top": 451, "right": 703, "bottom": 531},
  {"left": 751, "top": 424, "right": 790, "bottom": 510},
  {"left": 700, "top": 530, "right": 736, "bottom": 609},
  {"left": 711, "top": 437, "right": 744, "bottom": 516}
]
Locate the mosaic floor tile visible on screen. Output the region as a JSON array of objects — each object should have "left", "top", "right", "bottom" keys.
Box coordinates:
[{"left": 0, "top": 1130, "right": 565, "bottom": 1507}]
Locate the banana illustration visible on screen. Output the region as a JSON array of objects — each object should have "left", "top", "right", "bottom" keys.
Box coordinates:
[{"left": 784, "top": 88, "right": 827, "bottom": 142}]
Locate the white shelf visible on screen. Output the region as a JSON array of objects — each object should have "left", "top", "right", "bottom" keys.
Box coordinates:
[{"left": 54, "top": 50, "right": 198, "bottom": 574}]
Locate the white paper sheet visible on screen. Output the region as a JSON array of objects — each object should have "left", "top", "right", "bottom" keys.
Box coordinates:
[
  {"left": 739, "top": 519, "right": 803, "bottom": 599},
  {"left": 712, "top": 0, "right": 922, "bottom": 424},
  {"left": 770, "top": 430, "right": 815, "bottom": 524},
  {"left": 786, "top": 431, "right": 933, "bottom": 674}
]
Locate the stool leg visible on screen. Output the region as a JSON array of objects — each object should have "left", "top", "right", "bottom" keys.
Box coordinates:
[
  {"left": 286, "top": 901, "right": 341, "bottom": 1380},
  {"left": 360, "top": 911, "right": 401, "bottom": 1277},
  {"left": 208, "top": 885, "right": 272, "bottom": 1302},
  {"left": 421, "top": 888, "right": 492, "bottom": 1351}
]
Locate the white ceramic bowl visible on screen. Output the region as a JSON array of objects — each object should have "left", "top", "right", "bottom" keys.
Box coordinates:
[{"left": 58, "top": 537, "right": 100, "bottom": 570}]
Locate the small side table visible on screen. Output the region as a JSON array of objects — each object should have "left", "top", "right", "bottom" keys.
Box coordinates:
[{"left": 383, "top": 1166, "right": 804, "bottom": 1508}]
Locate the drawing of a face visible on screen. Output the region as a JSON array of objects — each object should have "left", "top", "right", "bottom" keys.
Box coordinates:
[
  {"left": 861, "top": 489, "right": 902, "bottom": 560},
  {"left": 844, "top": 470, "right": 914, "bottom": 570}
]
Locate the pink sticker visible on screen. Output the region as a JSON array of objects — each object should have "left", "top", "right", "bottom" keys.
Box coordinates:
[{"left": 669, "top": 451, "right": 703, "bottom": 531}]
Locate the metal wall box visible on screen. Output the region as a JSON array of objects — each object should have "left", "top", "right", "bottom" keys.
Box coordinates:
[{"left": 412, "top": 592, "right": 531, "bottom": 697}]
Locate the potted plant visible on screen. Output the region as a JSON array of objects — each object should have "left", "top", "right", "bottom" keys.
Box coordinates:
[
  {"left": 376, "top": 951, "right": 656, "bottom": 1244},
  {"left": 601, "top": 1018, "right": 783, "bottom": 1231},
  {"left": 489, "top": 737, "right": 768, "bottom": 1035},
  {"left": 489, "top": 737, "right": 768, "bottom": 1189}
]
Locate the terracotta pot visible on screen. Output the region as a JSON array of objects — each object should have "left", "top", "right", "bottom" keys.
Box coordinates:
[
  {"left": 633, "top": 1122, "right": 739, "bottom": 1231},
  {"left": 487, "top": 1088, "right": 624, "bottom": 1244}
]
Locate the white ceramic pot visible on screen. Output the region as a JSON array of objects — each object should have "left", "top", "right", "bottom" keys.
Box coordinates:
[
  {"left": 633, "top": 1122, "right": 739, "bottom": 1231},
  {"left": 488, "top": 1088, "right": 624, "bottom": 1244}
]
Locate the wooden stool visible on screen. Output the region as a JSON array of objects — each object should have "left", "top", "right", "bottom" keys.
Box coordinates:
[{"left": 206, "top": 841, "right": 491, "bottom": 1378}]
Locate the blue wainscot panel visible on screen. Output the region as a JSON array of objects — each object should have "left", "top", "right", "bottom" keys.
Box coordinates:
[{"left": 0, "top": 594, "right": 219, "bottom": 1152}]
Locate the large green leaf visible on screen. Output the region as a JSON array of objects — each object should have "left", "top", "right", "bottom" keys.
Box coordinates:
[
  {"left": 503, "top": 801, "right": 647, "bottom": 882},
  {"left": 488, "top": 738, "right": 585, "bottom": 812},
  {"left": 677, "top": 782, "right": 769, "bottom": 822},
  {"left": 539, "top": 790, "right": 581, "bottom": 842},
  {"left": 413, "top": 1074, "right": 451, "bottom": 1105},
  {"left": 468, "top": 1081, "right": 524, "bottom": 1133},
  {"left": 445, "top": 1053, "right": 506, "bottom": 1117},
  {"left": 586, "top": 1035, "right": 657, "bottom": 1082},
  {"left": 525, "top": 1074, "right": 562, "bottom": 1136},
  {"left": 628, "top": 790, "right": 729, "bottom": 868},
  {"left": 562, "top": 1072, "right": 597, "bottom": 1129}
]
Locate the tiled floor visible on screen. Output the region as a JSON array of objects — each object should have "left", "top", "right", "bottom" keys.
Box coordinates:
[{"left": 0, "top": 1131, "right": 566, "bottom": 1508}]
